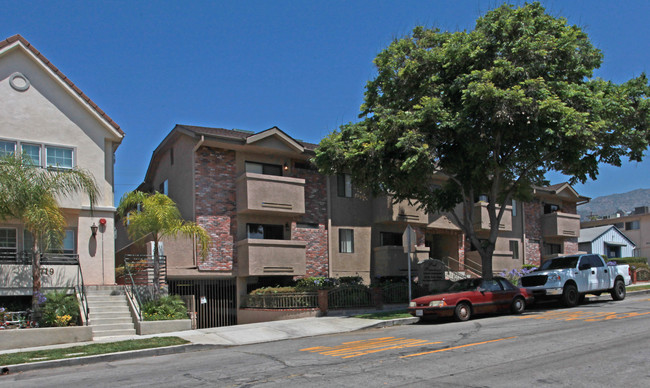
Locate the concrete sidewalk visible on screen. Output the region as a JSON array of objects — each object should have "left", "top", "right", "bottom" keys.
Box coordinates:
[{"left": 0, "top": 315, "right": 418, "bottom": 373}]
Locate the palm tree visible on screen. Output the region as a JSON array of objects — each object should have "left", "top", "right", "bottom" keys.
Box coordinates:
[
  {"left": 0, "top": 154, "right": 99, "bottom": 310},
  {"left": 117, "top": 191, "right": 210, "bottom": 296}
]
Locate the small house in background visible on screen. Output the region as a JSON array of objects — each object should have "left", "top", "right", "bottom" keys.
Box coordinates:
[{"left": 578, "top": 225, "right": 636, "bottom": 258}]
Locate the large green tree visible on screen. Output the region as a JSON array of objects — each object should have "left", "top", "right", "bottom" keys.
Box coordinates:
[
  {"left": 314, "top": 2, "right": 650, "bottom": 278},
  {"left": 0, "top": 154, "right": 99, "bottom": 309},
  {"left": 117, "top": 191, "right": 210, "bottom": 296}
]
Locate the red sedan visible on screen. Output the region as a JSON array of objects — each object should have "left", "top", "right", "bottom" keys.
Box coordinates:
[{"left": 408, "top": 277, "right": 533, "bottom": 321}]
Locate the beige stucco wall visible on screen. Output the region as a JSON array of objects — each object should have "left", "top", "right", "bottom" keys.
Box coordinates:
[
  {"left": 148, "top": 134, "right": 196, "bottom": 220},
  {"left": 0, "top": 44, "right": 121, "bottom": 287},
  {"left": 329, "top": 226, "right": 371, "bottom": 282}
]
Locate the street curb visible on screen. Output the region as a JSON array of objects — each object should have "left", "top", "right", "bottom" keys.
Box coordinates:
[
  {"left": 1, "top": 343, "right": 222, "bottom": 374},
  {"left": 366, "top": 316, "right": 420, "bottom": 328}
]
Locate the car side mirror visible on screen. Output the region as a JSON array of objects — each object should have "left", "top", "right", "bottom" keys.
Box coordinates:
[{"left": 579, "top": 263, "right": 591, "bottom": 271}]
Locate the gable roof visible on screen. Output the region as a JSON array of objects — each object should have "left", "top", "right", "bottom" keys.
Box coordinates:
[
  {"left": 173, "top": 124, "right": 318, "bottom": 151},
  {"left": 0, "top": 34, "right": 124, "bottom": 138},
  {"left": 533, "top": 182, "right": 590, "bottom": 204},
  {"left": 578, "top": 225, "right": 636, "bottom": 246}
]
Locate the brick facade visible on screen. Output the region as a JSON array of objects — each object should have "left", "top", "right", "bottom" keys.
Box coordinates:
[
  {"left": 292, "top": 166, "right": 329, "bottom": 277},
  {"left": 195, "top": 147, "right": 237, "bottom": 271},
  {"left": 524, "top": 201, "right": 543, "bottom": 266}
]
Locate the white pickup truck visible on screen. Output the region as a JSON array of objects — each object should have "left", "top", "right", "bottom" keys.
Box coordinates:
[{"left": 520, "top": 254, "right": 631, "bottom": 307}]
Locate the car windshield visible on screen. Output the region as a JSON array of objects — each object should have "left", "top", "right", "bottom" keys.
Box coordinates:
[
  {"left": 539, "top": 256, "right": 579, "bottom": 270},
  {"left": 448, "top": 278, "right": 481, "bottom": 292}
]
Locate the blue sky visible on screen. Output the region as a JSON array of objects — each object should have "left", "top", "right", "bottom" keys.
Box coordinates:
[{"left": 3, "top": 0, "right": 649, "bottom": 204}]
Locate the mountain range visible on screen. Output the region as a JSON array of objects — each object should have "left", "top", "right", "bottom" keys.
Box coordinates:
[{"left": 577, "top": 188, "right": 650, "bottom": 220}]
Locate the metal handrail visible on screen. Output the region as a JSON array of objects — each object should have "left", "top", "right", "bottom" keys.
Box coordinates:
[
  {"left": 444, "top": 255, "right": 482, "bottom": 278},
  {"left": 123, "top": 259, "right": 143, "bottom": 321},
  {"left": 75, "top": 262, "right": 89, "bottom": 325}
]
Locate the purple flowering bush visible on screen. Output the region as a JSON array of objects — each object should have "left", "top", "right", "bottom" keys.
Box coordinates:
[{"left": 497, "top": 267, "right": 537, "bottom": 286}]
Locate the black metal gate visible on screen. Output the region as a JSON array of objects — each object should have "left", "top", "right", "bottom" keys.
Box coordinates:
[{"left": 168, "top": 278, "right": 237, "bottom": 328}]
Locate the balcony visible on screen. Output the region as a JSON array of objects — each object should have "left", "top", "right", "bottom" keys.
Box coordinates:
[
  {"left": 236, "top": 239, "right": 307, "bottom": 276},
  {"left": 473, "top": 202, "right": 512, "bottom": 233},
  {"left": 373, "top": 196, "right": 427, "bottom": 225},
  {"left": 236, "top": 172, "right": 305, "bottom": 215},
  {"left": 542, "top": 212, "right": 580, "bottom": 238}
]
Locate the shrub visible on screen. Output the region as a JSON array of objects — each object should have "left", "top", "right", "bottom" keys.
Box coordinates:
[
  {"left": 339, "top": 276, "right": 363, "bottom": 285},
  {"left": 40, "top": 290, "right": 79, "bottom": 327},
  {"left": 295, "top": 277, "right": 339, "bottom": 291},
  {"left": 141, "top": 295, "right": 188, "bottom": 321},
  {"left": 497, "top": 267, "right": 536, "bottom": 286},
  {"left": 249, "top": 286, "right": 297, "bottom": 295}
]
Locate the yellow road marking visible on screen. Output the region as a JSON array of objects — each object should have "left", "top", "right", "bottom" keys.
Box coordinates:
[
  {"left": 400, "top": 337, "right": 517, "bottom": 359},
  {"left": 518, "top": 309, "right": 650, "bottom": 322},
  {"left": 301, "top": 337, "right": 442, "bottom": 359}
]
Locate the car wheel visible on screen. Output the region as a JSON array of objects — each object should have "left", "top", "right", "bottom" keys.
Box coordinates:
[
  {"left": 510, "top": 297, "right": 525, "bottom": 314},
  {"left": 562, "top": 284, "right": 579, "bottom": 307},
  {"left": 610, "top": 279, "right": 626, "bottom": 301},
  {"left": 454, "top": 302, "right": 471, "bottom": 322}
]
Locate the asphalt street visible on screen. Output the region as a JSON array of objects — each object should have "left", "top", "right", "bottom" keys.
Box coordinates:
[{"left": 4, "top": 294, "right": 650, "bottom": 387}]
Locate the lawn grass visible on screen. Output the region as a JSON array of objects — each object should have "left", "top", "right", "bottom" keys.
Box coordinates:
[
  {"left": 628, "top": 284, "right": 650, "bottom": 291},
  {"left": 353, "top": 309, "right": 413, "bottom": 320},
  {"left": 0, "top": 336, "right": 189, "bottom": 366}
]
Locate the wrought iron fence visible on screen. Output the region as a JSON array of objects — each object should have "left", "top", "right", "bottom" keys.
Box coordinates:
[
  {"left": 241, "top": 293, "right": 319, "bottom": 309},
  {"left": 328, "top": 285, "right": 372, "bottom": 309}
]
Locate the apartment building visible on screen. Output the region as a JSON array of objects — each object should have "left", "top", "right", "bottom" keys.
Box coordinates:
[
  {"left": 119, "top": 124, "right": 587, "bottom": 327},
  {"left": 0, "top": 35, "right": 124, "bottom": 294},
  {"left": 582, "top": 206, "right": 650, "bottom": 258}
]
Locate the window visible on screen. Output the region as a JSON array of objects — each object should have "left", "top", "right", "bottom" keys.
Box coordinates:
[
  {"left": 544, "top": 203, "right": 560, "bottom": 214},
  {"left": 588, "top": 255, "right": 604, "bottom": 267},
  {"left": 245, "top": 161, "right": 282, "bottom": 176},
  {"left": 0, "top": 141, "right": 15, "bottom": 158},
  {"left": 380, "top": 232, "right": 402, "bottom": 246},
  {"left": 339, "top": 229, "right": 354, "bottom": 253},
  {"left": 0, "top": 228, "right": 17, "bottom": 258},
  {"left": 46, "top": 146, "right": 73, "bottom": 169},
  {"left": 625, "top": 221, "right": 640, "bottom": 230},
  {"left": 509, "top": 240, "right": 519, "bottom": 260},
  {"left": 337, "top": 174, "right": 352, "bottom": 198},
  {"left": 481, "top": 279, "right": 503, "bottom": 292},
  {"left": 544, "top": 243, "right": 562, "bottom": 255},
  {"left": 159, "top": 179, "right": 168, "bottom": 195},
  {"left": 246, "top": 223, "right": 284, "bottom": 240},
  {"left": 511, "top": 199, "right": 517, "bottom": 217},
  {"left": 21, "top": 144, "right": 41, "bottom": 166}
]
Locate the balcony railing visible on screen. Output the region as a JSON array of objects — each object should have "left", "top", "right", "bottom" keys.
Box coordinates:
[
  {"left": 542, "top": 212, "right": 580, "bottom": 238},
  {"left": 236, "top": 172, "right": 305, "bottom": 215},
  {"left": 0, "top": 250, "right": 80, "bottom": 265},
  {"left": 236, "top": 239, "right": 307, "bottom": 276}
]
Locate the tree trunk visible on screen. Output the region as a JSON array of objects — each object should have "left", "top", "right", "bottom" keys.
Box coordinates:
[
  {"left": 31, "top": 239, "right": 41, "bottom": 313},
  {"left": 480, "top": 247, "right": 494, "bottom": 280}
]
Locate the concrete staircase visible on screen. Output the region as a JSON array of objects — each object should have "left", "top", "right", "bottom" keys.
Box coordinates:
[{"left": 85, "top": 286, "right": 136, "bottom": 338}]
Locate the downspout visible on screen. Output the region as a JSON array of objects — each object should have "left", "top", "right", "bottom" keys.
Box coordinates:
[{"left": 326, "top": 176, "right": 333, "bottom": 278}]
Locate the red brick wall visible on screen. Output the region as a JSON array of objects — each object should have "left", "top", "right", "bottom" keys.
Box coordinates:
[
  {"left": 195, "top": 147, "right": 237, "bottom": 271},
  {"left": 524, "top": 201, "right": 543, "bottom": 266},
  {"left": 292, "top": 167, "right": 329, "bottom": 277}
]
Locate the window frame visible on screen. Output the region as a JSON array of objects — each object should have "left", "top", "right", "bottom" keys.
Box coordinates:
[
  {"left": 337, "top": 174, "right": 352, "bottom": 198},
  {"left": 509, "top": 240, "right": 519, "bottom": 260},
  {"left": 0, "top": 228, "right": 18, "bottom": 258},
  {"left": 46, "top": 145, "right": 74, "bottom": 169},
  {"left": 339, "top": 229, "right": 354, "bottom": 253},
  {"left": 21, "top": 143, "right": 41, "bottom": 166},
  {"left": 0, "top": 140, "right": 16, "bottom": 158}
]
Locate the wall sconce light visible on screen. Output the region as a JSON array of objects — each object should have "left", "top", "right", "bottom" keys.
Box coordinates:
[
  {"left": 90, "top": 223, "right": 99, "bottom": 237},
  {"left": 283, "top": 162, "right": 289, "bottom": 171}
]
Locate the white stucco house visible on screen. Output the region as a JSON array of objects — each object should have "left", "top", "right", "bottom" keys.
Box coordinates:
[
  {"left": 0, "top": 34, "right": 125, "bottom": 293},
  {"left": 578, "top": 225, "right": 636, "bottom": 259}
]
